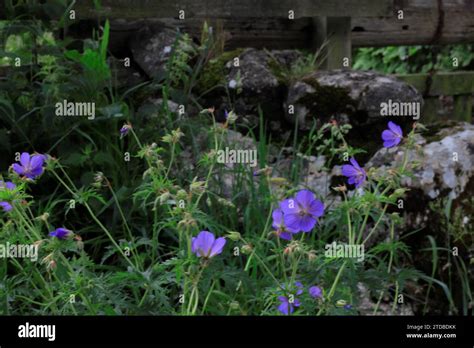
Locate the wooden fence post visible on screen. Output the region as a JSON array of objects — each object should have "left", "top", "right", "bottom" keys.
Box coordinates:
[
  {"left": 311, "top": 17, "right": 328, "bottom": 69},
  {"left": 327, "top": 17, "right": 352, "bottom": 69},
  {"left": 312, "top": 16, "right": 352, "bottom": 70}
]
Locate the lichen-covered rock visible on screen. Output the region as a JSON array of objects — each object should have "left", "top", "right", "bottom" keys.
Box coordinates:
[
  {"left": 368, "top": 123, "right": 474, "bottom": 201},
  {"left": 227, "top": 49, "right": 279, "bottom": 95},
  {"left": 201, "top": 48, "right": 302, "bottom": 128},
  {"left": 131, "top": 27, "right": 194, "bottom": 79},
  {"left": 285, "top": 70, "right": 423, "bottom": 130}
]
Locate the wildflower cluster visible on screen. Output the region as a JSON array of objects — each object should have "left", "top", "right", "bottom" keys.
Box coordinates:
[
  {"left": 3, "top": 152, "right": 76, "bottom": 245},
  {"left": 277, "top": 282, "right": 324, "bottom": 315},
  {"left": 0, "top": 91, "right": 420, "bottom": 318}
]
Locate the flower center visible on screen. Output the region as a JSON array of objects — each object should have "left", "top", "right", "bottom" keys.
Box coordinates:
[
  {"left": 298, "top": 210, "right": 308, "bottom": 217},
  {"left": 24, "top": 163, "right": 33, "bottom": 174}
]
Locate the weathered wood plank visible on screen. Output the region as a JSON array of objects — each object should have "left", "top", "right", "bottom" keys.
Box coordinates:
[
  {"left": 352, "top": 0, "right": 474, "bottom": 46},
  {"left": 326, "top": 17, "right": 351, "bottom": 70},
  {"left": 310, "top": 17, "right": 352, "bottom": 70},
  {"left": 453, "top": 95, "right": 472, "bottom": 122},
  {"left": 64, "top": 0, "right": 474, "bottom": 46},
  {"left": 72, "top": 0, "right": 393, "bottom": 19},
  {"left": 396, "top": 72, "right": 474, "bottom": 97},
  {"left": 106, "top": 18, "right": 312, "bottom": 52},
  {"left": 3, "top": 1, "right": 474, "bottom": 47},
  {"left": 96, "top": 0, "right": 474, "bottom": 53},
  {"left": 421, "top": 96, "right": 472, "bottom": 124}
]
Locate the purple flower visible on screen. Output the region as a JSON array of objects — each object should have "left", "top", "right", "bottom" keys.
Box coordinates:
[
  {"left": 280, "top": 190, "right": 325, "bottom": 233},
  {"left": 277, "top": 282, "right": 303, "bottom": 315},
  {"left": 0, "top": 202, "right": 13, "bottom": 212},
  {"left": 191, "top": 231, "right": 226, "bottom": 258},
  {"left": 12, "top": 152, "right": 45, "bottom": 180},
  {"left": 382, "top": 121, "right": 403, "bottom": 148},
  {"left": 277, "top": 295, "right": 301, "bottom": 315},
  {"left": 341, "top": 158, "right": 366, "bottom": 188},
  {"left": 0, "top": 181, "right": 16, "bottom": 190},
  {"left": 49, "top": 227, "right": 72, "bottom": 240},
  {"left": 120, "top": 124, "right": 132, "bottom": 138},
  {"left": 309, "top": 286, "right": 322, "bottom": 299},
  {"left": 284, "top": 281, "right": 304, "bottom": 295},
  {"left": 272, "top": 208, "right": 298, "bottom": 241},
  {"left": 223, "top": 110, "right": 237, "bottom": 124},
  {"left": 0, "top": 181, "right": 17, "bottom": 212}
]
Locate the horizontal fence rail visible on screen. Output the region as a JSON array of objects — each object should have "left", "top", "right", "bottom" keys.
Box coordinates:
[
  {"left": 2, "top": 0, "right": 474, "bottom": 67},
  {"left": 397, "top": 72, "right": 474, "bottom": 123},
  {"left": 69, "top": 0, "right": 474, "bottom": 47},
  {"left": 3, "top": 0, "right": 472, "bottom": 47},
  {"left": 397, "top": 72, "right": 474, "bottom": 98},
  {"left": 25, "top": 0, "right": 395, "bottom": 19}
]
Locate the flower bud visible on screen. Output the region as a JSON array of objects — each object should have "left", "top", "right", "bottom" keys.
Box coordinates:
[
  {"left": 176, "top": 189, "right": 188, "bottom": 201},
  {"left": 227, "top": 231, "right": 241, "bottom": 241},
  {"left": 190, "top": 179, "right": 207, "bottom": 195},
  {"left": 241, "top": 244, "right": 253, "bottom": 254},
  {"left": 155, "top": 159, "right": 165, "bottom": 171},
  {"left": 284, "top": 241, "right": 302, "bottom": 256},
  {"left": 217, "top": 197, "right": 235, "bottom": 208},
  {"left": 307, "top": 250, "right": 317, "bottom": 261},
  {"left": 393, "top": 188, "right": 406, "bottom": 196},
  {"left": 39, "top": 212, "right": 50, "bottom": 222},
  {"left": 159, "top": 191, "right": 171, "bottom": 205},
  {"left": 93, "top": 172, "right": 106, "bottom": 188},
  {"left": 120, "top": 123, "right": 132, "bottom": 138},
  {"left": 177, "top": 212, "right": 197, "bottom": 230},
  {"left": 162, "top": 128, "right": 184, "bottom": 144},
  {"left": 225, "top": 110, "right": 238, "bottom": 125}
]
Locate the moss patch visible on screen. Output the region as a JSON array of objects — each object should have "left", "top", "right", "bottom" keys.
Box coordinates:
[
  {"left": 195, "top": 49, "right": 244, "bottom": 95},
  {"left": 299, "top": 77, "right": 358, "bottom": 118},
  {"left": 267, "top": 57, "right": 289, "bottom": 85}
]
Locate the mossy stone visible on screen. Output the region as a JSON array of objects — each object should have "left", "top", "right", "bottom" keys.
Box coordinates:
[
  {"left": 196, "top": 49, "right": 244, "bottom": 95},
  {"left": 298, "top": 77, "right": 357, "bottom": 119}
]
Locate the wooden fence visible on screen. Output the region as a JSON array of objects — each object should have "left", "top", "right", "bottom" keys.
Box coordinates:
[
  {"left": 397, "top": 72, "right": 474, "bottom": 123},
  {"left": 70, "top": 0, "right": 474, "bottom": 68},
  {"left": 1, "top": 0, "right": 473, "bottom": 121},
  {"left": 2, "top": 1, "right": 474, "bottom": 66}
]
